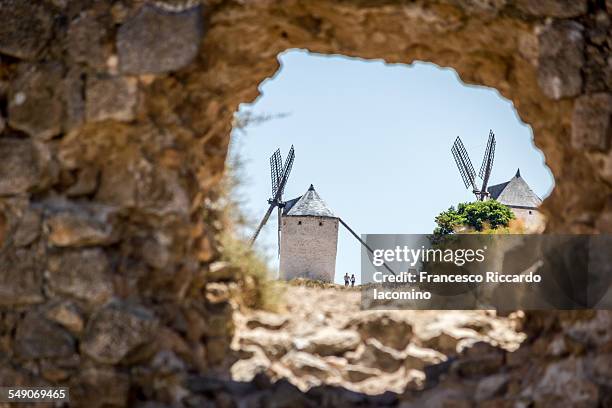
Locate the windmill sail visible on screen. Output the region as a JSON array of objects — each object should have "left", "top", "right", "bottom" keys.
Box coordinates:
[
  {"left": 270, "top": 149, "right": 282, "bottom": 197},
  {"left": 278, "top": 145, "right": 295, "bottom": 197},
  {"left": 275, "top": 145, "right": 295, "bottom": 255},
  {"left": 250, "top": 145, "right": 296, "bottom": 248},
  {"left": 250, "top": 202, "right": 275, "bottom": 246},
  {"left": 451, "top": 137, "right": 477, "bottom": 191},
  {"left": 478, "top": 130, "right": 496, "bottom": 199}
]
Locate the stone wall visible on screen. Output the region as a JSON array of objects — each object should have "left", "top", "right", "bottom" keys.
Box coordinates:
[
  {"left": 0, "top": 0, "right": 610, "bottom": 406},
  {"left": 280, "top": 216, "right": 339, "bottom": 282}
]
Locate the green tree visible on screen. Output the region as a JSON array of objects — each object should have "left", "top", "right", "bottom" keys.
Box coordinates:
[
  {"left": 434, "top": 206, "right": 465, "bottom": 236},
  {"left": 434, "top": 200, "right": 515, "bottom": 236}
]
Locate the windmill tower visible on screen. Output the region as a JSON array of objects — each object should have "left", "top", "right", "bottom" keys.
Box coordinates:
[
  {"left": 451, "top": 130, "right": 496, "bottom": 200},
  {"left": 279, "top": 185, "right": 339, "bottom": 282},
  {"left": 250, "top": 146, "right": 393, "bottom": 283}
]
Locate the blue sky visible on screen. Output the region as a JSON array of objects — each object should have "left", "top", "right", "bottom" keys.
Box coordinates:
[{"left": 229, "top": 49, "right": 555, "bottom": 284}]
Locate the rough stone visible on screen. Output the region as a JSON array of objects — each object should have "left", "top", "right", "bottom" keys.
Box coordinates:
[
  {"left": 117, "top": 4, "right": 203, "bottom": 74},
  {"left": 0, "top": 0, "right": 53, "bottom": 59},
  {"left": 8, "top": 63, "right": 63, "bottom": 139},
  {"left": 62, "top": 68, "right": 86, "bottom": 132},
  {"left": 403, "top": 344, "right": 447, "bottom": 370},
  {"left": 515, "top": 0, "right": 587, "bottom": 18},
  {"left": 81, "top": 302, "right": 158, "bottom": 364},
  {"left": 47, "top": 248, "right": 113, "bottom": 304},
  {"left": 344, "top": 364, "right": 381, "bottom": 383},
  {"left": 537, "top": 21, "right": 584, "bottom": 100},
  {"left": 15, "top": 313, "right": 75, "bottom": 359},
  {"left": 0, "top": 248, "right": 44, "bottom": 306},
  {"left": 246, "top": 311, "right": 289, "bottom": 330},
  {"left": 452, "top": 342, "right": 505, "bottom": 377},
  {"left": 142, "top": 236, "right": 171, "bottom": 269},
  {"left": 13, "top": 209, "right": 41, "bottom": 247},
  {"left": 348, "top": 313, "right": 413, "bottom": 350},
  {"left": 70, "top": 367, "right": 130, "bottom": 408},
  {"left": 65, "top": 166, "right": 99, "bottom": 197},
  {"left": 532, "top": 357, "right": 599, "bottom": 407},
  {"left": 0, "top": 138, "right": 39, "bottom": 196},
  {"left": 420, "top": 328, "right": 467, "bottom": 355},
  {"left": 96, "top": 150, "right": 190, "bottom": 217},
  {"left": 240, "top": 329, "right": 292, "bottom": 359},
  {"left": 295, "top": 328, "right": 361, "bottom": 357},
  {"left": 281, "top": 351, "right": 333, "bottom": 378},
  {"left": 86, "top": 76, "right": 138, "bottom": 122},
  {"left": 46, "top": 207, "right": 118, "bottom": 247},
  {"left": 231, "top": 348, "right": 270, "bottom": 382},
  {"left": 67, "top": 11, "right": 109, "bottom": 69},
  {"left": 572, "top": 93, "right": 612, "bottom": 151},
  {"left": 358, "top": 339, "right": 404, "bottom": 373},
  {"left": 45, "top": 301, "right": 85, "bottom": 334}
]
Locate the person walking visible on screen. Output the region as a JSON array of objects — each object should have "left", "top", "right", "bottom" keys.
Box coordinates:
[
  {"left": 344, "top": 273, "right": 350, "bottom": 287},
  {"left": 350, "top": 274, "right": 356, "bottom": 287}
]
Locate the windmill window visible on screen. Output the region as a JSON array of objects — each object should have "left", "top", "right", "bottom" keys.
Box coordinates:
[
  {"left": 298, "top": 221, "right": 302, "bottom": 225},
  {"left": 319, "top": 221, "right": 323, "bottom": 226},
  {"left": 529, "top": 210, "right": 532, "bottom": 214}
]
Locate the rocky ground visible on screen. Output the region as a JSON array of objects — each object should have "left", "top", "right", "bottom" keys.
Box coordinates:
[{"left": 229, "top": 281, "right": 525, "bottom": 396}]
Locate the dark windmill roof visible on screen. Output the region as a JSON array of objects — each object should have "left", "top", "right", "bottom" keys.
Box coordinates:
[
  {"left": 487, "top": 169, "right": 542, "bottom": 209},
  {"left": 283, "top": 184, "right": 337, "bottom": 218}
]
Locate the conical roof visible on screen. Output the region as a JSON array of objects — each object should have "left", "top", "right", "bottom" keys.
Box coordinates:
[
  {"left": 487, "top": 169, "right": 542, "bottom": 208},
  {"left": 283, "top": 184, "right": 337, "bottom": 218}
]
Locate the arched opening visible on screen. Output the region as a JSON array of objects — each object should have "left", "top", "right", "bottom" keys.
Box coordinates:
[
  {"left": 231, "top": 49, "right": 554, "bottom": 284},
  {"left": 226, "top": 49, "right": 555, "bottom": 394}
]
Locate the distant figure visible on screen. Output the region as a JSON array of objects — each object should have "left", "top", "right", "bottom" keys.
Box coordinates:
[
  {"left": 344, "top": 273, "right": 350, "bottom": 287},
  {"left": 350, "top": 274, "right": 356, "bottom": 287}
]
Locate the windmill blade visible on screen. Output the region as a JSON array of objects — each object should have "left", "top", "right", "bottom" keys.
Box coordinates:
[
  {"left": 478, "top": 131, "right": 496, "bottom": 199},
  {"left": 270, "top": 149, "right": 282, "bottom": 197},
  {"left": 451, "top": 137, "right": 477, "bottom": 190},
  {"left": 250, "top": 202, "right": 276, "bottom": 246},
  {"left": 277, "top": 145, "right": 295, "bottom": 198},
  {"left": 339, "top": 218, "right": 396, "bottom": 276},
  {"left": 479, "top": 130, "right": 496, "bottom": 180}
]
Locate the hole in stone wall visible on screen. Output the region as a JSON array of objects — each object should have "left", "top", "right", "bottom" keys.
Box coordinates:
[
  {"left": 226, "top": 49, "right": 553, "bottom": 396},
  {"left": 230, "top": 49, "right": 555, "bottom": 285}
]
